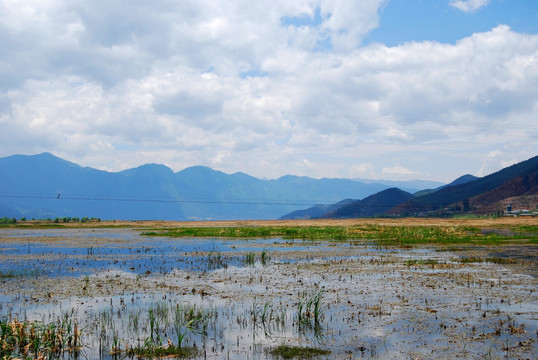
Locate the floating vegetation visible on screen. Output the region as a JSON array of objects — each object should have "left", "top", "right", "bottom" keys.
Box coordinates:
[
  {"left": 456, "top": 256, "right": 485, "bottom": 263},
  {"left": 486, "top": 257, "right": 517, "bottom": 264},
  {"left": 268, "top": 345, "right": 331, "bottom": 359},
  {"left": 405, "top": 259, "right": 440, "bottom": 266},
  {"left": 0, "top": 270, "right": 18, "bottom": 279},
  {"left": 126, "top": 342, "right": 195, "bottom": 358},
  {"left": 0, "top": 268, "right": 40, "bottom": 279}
]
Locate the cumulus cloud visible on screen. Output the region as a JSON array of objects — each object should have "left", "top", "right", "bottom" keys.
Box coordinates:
[
  {"left": 0, "top": 1, "right": 537, "bottom": 181},
  {"left": 350, "top": 163, "right": 376, "bottom": 178},
  {"left": 449, "top": 0, "right": 491, "bottom": 13},
  {"left": 382, "top": 166, "right": 421, "bottom": 176}
]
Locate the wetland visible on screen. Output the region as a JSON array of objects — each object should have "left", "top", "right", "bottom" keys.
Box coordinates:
[{"left": 0, "top": 218, "right": 537, "bottom": 359}]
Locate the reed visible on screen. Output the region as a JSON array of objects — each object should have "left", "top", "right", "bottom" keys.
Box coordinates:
[
  {"left": 0, "top": 314, "right": 82, "bottom": 359},
  {"left": 245, "top": 252, "right": 256, "bottom": 266}
]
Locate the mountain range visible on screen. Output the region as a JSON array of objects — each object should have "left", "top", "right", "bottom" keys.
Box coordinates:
[
  {"left": 2, "top": 153, "right": 536, "bottom": 220},
  {"left": 0, "top": 152, "right": 443, "bottom": 220},
  {"left": 282, "top": 155, "right": 538, "bottom": 219}
]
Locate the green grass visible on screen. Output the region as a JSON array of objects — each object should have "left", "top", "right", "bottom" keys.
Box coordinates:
[
  {"left": 126, "top": 344, "right": 195, "bottom": 358},
  {"left": 0, "top": 269, "right": 18, "bottom": 279},
  {"left": 509, "top": 225, "right": 538, "bottom": 233},
  {"left": 143, "top": 226, "right": 356, "bottom": 240},
  {"left": 0, "top": 268, "right": 41, "bottom": 278},
  {"left": 245, "top": 252, "right": 256, "bottom": 266},
  {"left": 405, "top": 259, "right": 440, "bottom": 266},
  {"left": 269, "top": 345, "right": 330, "bottom": 359},
  {"left": 143, "top": 224, "right": 538, "bottom": 245}
]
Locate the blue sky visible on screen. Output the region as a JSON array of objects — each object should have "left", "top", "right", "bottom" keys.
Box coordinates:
[
  {"left": 0, "top": 0, "right": 537, "bottom": 182},
  {"left": 368, "top": 0, "right": 538, "bottom": 45}
]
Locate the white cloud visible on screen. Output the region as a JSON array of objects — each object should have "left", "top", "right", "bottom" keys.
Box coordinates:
[
  {"left": 0, "top": 2, "right": 537, "bottom": 182},
  {"left": 382, "top": 166, "right": 421, "bottom": 176},
  {"left": 350, "top": 163, "right": 376, "bottom": 178},
  {"left": 449, "top": 0, "right": 491, "bottom": 13}
]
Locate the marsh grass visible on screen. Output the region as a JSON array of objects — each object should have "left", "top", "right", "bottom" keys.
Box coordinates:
[
  {"left": 405, "top": 259, "right": 440, "bottom": 266},
  {"left": 486, "top": 257, "right": 517, "bottom": 264},
  {"left": 245, "top": 252, "right": 256, "bottom": 266},
  {"left": 0, "top": 314, "right": 81, "bottom": 359},
  {"left": 107, "top": 303, "right": 207, "bottom": 358},
  {"left": 0, "top": 268, "right": 41, "bottom": 279},
  {"left": 207, "top": 251, "right": 228, "bottom": 270},
  {"left": 0, "top": 269, "right": 17, "bottom": 279},
  {"left": 456, "top": 256, "right": 485, "bottom": 263},
  {"left": 261, "top": 248, "right": 270, "bottom": 266},
  {"left": 269, "top": 344, "right": 330, "bottom": 359},
  {"left": 126, "top": 343, "right": 195, "bottom": 358},
  {"left": 145, "top": 224, "right": 538, "bottom": 245},
  {"left": 296, "top": 287, "right": 325, "bottom": 332}
]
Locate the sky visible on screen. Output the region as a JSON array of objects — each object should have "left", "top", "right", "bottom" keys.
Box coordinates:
[{"left": 0, "top": 0, "right": 537, "bottom": 183}]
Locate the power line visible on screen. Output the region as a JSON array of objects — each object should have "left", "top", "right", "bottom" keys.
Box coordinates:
[{"left": 0, "top": 193, "right": 343, "bottom": 207}]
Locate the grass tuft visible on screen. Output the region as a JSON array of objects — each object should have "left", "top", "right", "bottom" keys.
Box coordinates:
[{"left": 269, "top": 345, "right": 330, "bottom": 359}]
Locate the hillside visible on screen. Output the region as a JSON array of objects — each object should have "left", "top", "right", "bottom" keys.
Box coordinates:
[
  {"left": 414, "top": 174, "right": 478, "bottom": 197},
  {"left": 280, "top": 199, "right": 357, "bottom": 220},
  {"left": 284, "top": 156, "right": 538, "bottom": 219},
  {"left": 0, "top": 153, "right": 393, "bottom": 220},
  {"left": 467, "top": 172, "right": 538, "bottom": 214},
  {"left": 387, "top": 155, "right": 538, "bottom": 216},
  {"left": 320, "top": 188, "right": 414, "bottom": 219}
]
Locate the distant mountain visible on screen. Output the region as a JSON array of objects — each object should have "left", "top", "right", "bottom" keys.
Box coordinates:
[
  {"left": 320, "top": 188, "right": 414, "bottom": 219},
  {"left": 448, "top": 174, "right": 479, "bottom": 187},
  {"left": 386, "top": 155, "right": 538, "bottom": 216},
  {"left": 353, "top": 178, "right": 445, "bottom": 194},
  {"left": 414, "top": 174, "right": 478, "bottom": 197},
  {"left": 280, "top": 199, "right": 357, "bottom": 220},
  {"left": 283, "top": 157, "right": 538, "bottom": 219},
  {"left": 0, "top": 153, "right": 398, "bottom": 220}
]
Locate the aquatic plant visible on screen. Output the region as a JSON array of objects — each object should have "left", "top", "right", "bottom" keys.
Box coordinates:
[
  {"left": 174, "top": 304, "right": 206, "bottom": 347},
  {"left": 486, "top": 257, "right": 516, "bottom": 264},
  {"left": 405, "top": 259, "right": 440, "bottom": 266},
  {"left": 207, "top": 251, "right": 228, "bottom": 270},
  {"left": 296, "top": 287, "right": 325, "bottom": 328},
  {"left": 245, "top": 252, "right": 256, "bottom": 266},
  {"left": 126, "top": 341, "right": 194, "bottom": 358},
  {"left": 455, "top": 256, "right": 484, "bottom": 263},
  {"left": 145, "top": 223, "right": 538, "bottom": 245},
  {"left": 0, "top": 270, "right": 17, "bottom": 279},
  {"left": 261, "top": 300, "right": 273, "bottom": 325},
  {"left": 260, "top": 248, "right": 270, "bottom": 266},
  {"left": 0, "top": 314, "right": 81, "bottom": 359},
  {"left": 269, "top": 344, "right": 331, "bottom": 359}
]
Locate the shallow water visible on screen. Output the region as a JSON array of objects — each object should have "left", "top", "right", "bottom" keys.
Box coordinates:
[{"left": 1, "top": 228, "right": 537, "bottom": 359}]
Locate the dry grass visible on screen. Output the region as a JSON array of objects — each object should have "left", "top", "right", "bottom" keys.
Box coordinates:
[{"left": 93, "top": 217, "right": 537, "bottom": 229}]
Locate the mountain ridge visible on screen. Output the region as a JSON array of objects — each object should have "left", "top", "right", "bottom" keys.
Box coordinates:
[
  {"left": 386, "top": 155, "right": 538, "bottom": 216},
  {"left": 0, "top": 152, "right": 425, "bottom": 220},
  {"left": 280, "top": 156, "right": 538, "bottom": 219}
]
